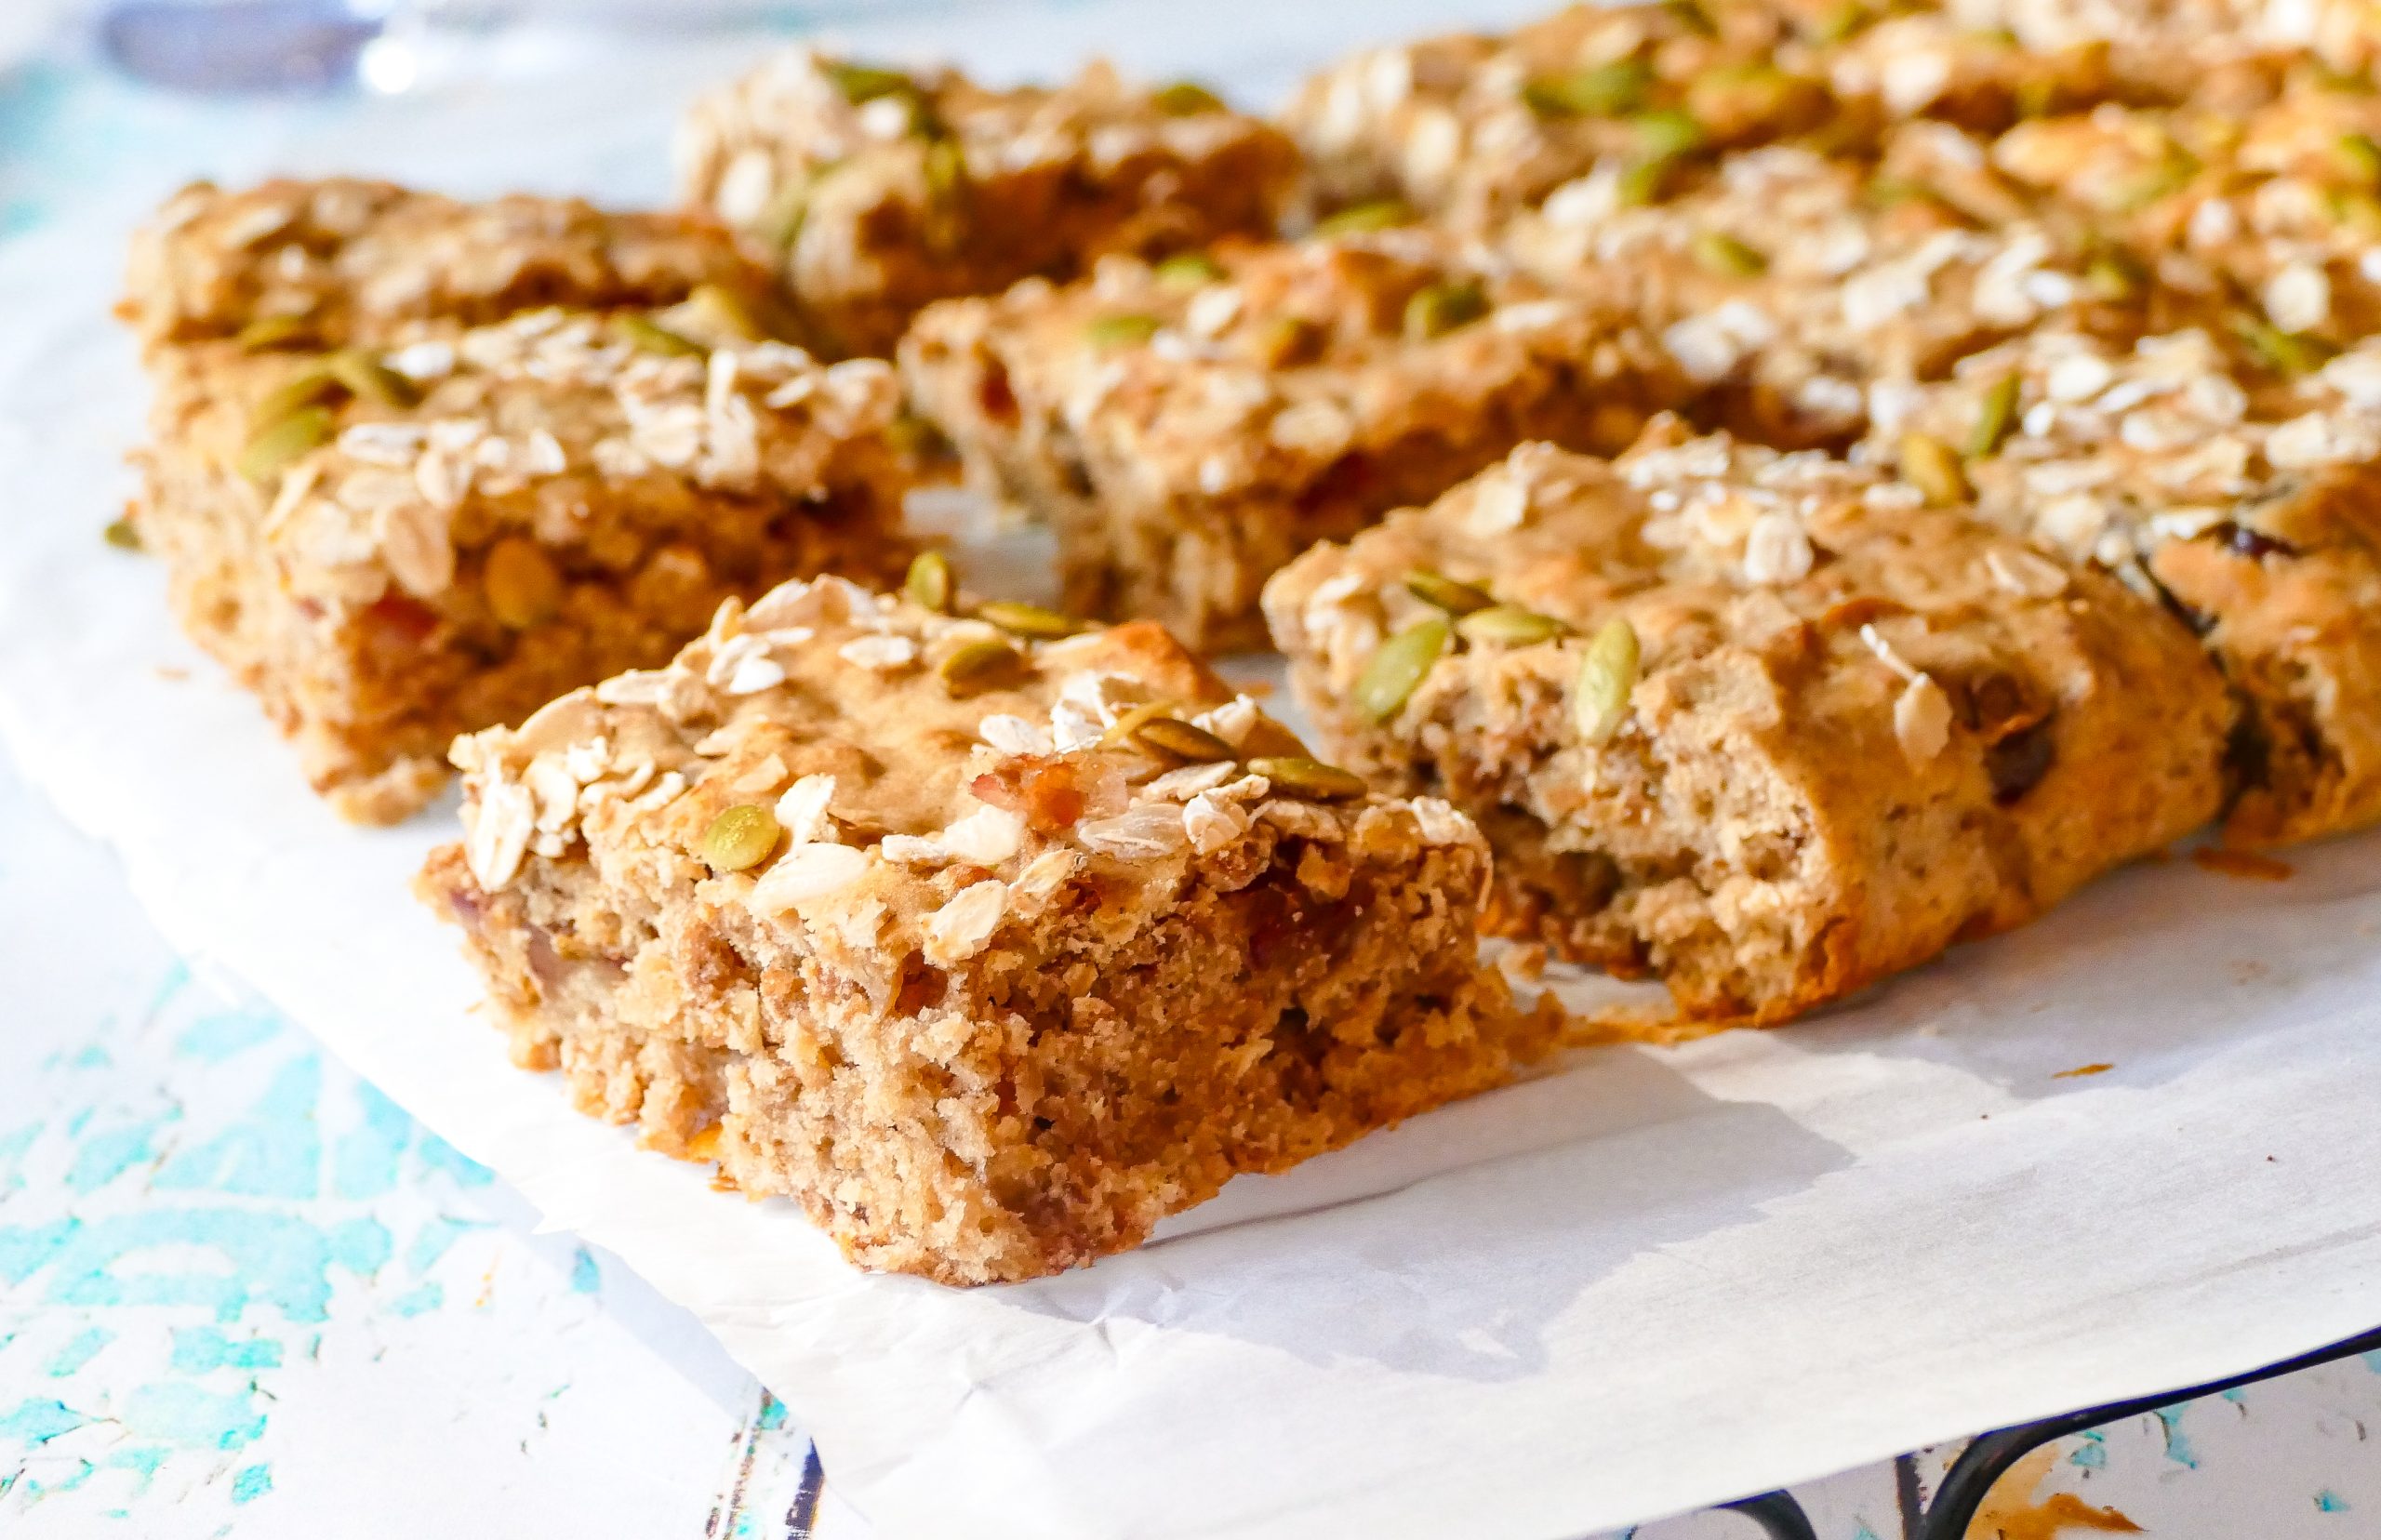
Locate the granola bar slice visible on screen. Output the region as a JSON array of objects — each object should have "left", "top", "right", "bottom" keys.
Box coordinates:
[
  {"left": 1262, "top": 428, "right": 2229, "bottom": 1025},
  {"left": 417, "top": 577, "right": 1550, "bottom": 1284},
  {"left": 899, "top": 230, "right": 1685, "bottom": 651},
  {"left": 123, "top": 178, "right": 781, "bottom": 354},
  {"left": 132, "top": 310, "right": 911, "bottom": 822},
  {"left": 677, "top": 49, "right": 1299, "bottom": 358},
  {"left": 1872, "top": 325, "right": 2381, "bottom": 844}
]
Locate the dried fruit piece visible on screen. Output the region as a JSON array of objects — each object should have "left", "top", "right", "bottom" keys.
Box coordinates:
[
  {"left": 483, "top": 536, "right": 564, "bottom": 629},
  {"left": 1574, "top": 618, "right": 1639, "bottom": 745},
  {"left": 1354, "top": 617, "right": 1450, "bottom": 723},
  {"left": 1313, "top": 199, "right": 1412, "bottom": 237},
  {"left": 1899, "top": 431, "right": 1971, "bottom": 506},
  {"left": 1405, "top": 570, "right": 1493, "bottom": 615},
  {"left": 1403, "top": 280, "right": 1489, "bottom": 340},
  {"left": 938, "top": 639, "right": 1023, "bottom": 695},
  {"left": 1084, "top": 312, "right": 1162, "bottom": 349},
  {"left": 1965, "top": 374, "right": 2021, "bottom": 460},
  {"left": 237, "top": 405, "right": 335, "bottom": 483},
  {"left": 1246, "top": 756, "right": 1365, "bottom": 800},
  {"left": 978, "top": 600, "right": 1083, "bottom": 638},
  {"left": 618, "top": 313, "right": 705, "bottom": 357},
  {"left": 1690, "top": 231, "right": 1766, "bottom": 278},
  {"left": 1520, "top": 58, "right": 1652, "bottom": 118},
  {"left": 1132, "top": 717, "right": 1237, "bottom": 763},
  {"left": 1458, "top": 605, "right": 1569, "bottom": 646},
  {"left": 327, "top": 348, "right": 421, "bottom": 409},
  {"left": 1154, "top": 251, "right": 1226, "bottom": 287},
  {"left": 905, "top": 549, "right": 954, "bottom": 613},
  {"left": 702, "top": 804, "right": 782, "bottom": 872},
  {"left": 1152, "top": 80, "right": 1225, "bottom": 115}
]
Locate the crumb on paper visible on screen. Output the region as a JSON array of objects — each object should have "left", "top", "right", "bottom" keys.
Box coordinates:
[{"left": 2053, "top": 1062, "right": 2114, "bottom": 1080}]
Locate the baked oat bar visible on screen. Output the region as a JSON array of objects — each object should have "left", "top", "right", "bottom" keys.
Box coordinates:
[
  {"left": 677, "top": 49, "right": 1300, "bottom": 358},
  {"left": 132, "top": 310, "right": 911, "bottom": 822},
  {"left": 899, "top": 229, "right": 1684, "bottom": 651},
  {"left": 1872, "top": 325, "right": 2381, "bottom": 844},
  {"left": 124, "top": 177, "right": 781, "bottom": 354},
  {"left": 1262, "top": 428, "right": 2230, "bottom": 1024},
  {"left": 1279, "top": 0, "right": 1840, "bottom": 231},
  {"left": 417, "top": 575, "right": 1550, "bottom": 1284}
]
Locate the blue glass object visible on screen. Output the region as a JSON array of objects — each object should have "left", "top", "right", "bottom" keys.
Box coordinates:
[{"left": 99, "top": 1, "right": 383, "bottom": 93}]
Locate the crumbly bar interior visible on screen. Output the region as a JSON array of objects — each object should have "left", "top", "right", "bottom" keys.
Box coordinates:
[{"left": 421, "top": 582, "right": 1549, "bottom": 1282}]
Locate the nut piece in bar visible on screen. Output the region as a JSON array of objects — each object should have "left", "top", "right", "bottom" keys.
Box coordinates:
[
  {"left": 1263, "top": 427, "right": 2230, "bottom": 1025},
  {"left": 131, "top": 310, "right": 913, "bottom": 823},
  {"left": 124, "top": 177, "right": 787, "bottom": 355},
  {"left": 418, "top": 577, "right": 1552, "bottom": 1284},
  {"left": 900, "top": 229, "right": 1686, "bottom": 651},
  {"left": 1875, "top": 325, "right": 2381, "bottom": 846},
  {"left": 677, "top": 48, "right": 1300, "bottom": 357}
]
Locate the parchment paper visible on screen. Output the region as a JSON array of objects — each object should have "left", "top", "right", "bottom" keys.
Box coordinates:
[{"left": 2, "top": 6, "right": 2379, "bottom": 1536}]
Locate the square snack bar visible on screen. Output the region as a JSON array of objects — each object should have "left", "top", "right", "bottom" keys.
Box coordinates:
[
  {"left": 418, "top": 577, "right": 1551, "bottom": 1284},
  {"left": 1263, "top": 430, "right": 2230, "bottom": 1025},
  {"left": 134, "top": 310, "right": 911, "bottom": 822},
  {"left": 123, "top": 177, "right": 784, "bottom": 354},
  {"left": 900, "top": 228, "right": 1685, "bottom": 651},
  {"left": 677, "top": 48, "right": 1300, "bottom": 358},
  {"left": 1875, "top": 325, "right": 2381, "bottom": 845}
]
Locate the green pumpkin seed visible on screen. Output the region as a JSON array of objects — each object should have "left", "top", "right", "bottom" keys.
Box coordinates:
[
  {"left": 251, "top": 364, "right": 342, "bottom": 428},
  {"left": 1574, "top": 618, "right": 1640, "bottom": 746},
  {"left": 2083, "top": 248, "right": 2148, "bottom": 301},
  {"left": 938, "top": 638, "right": 1023, "bottom": 695},
  {"left": 1313, "top": 199, "right": 1413, "bottom": 237},
  {"left": 1084, "top": 312, "right": 1162, "bottom": 349},
  {"left": 1403, "top": 280, "right": 1489, "bottom": 340},
  {"left": 1519, "top": 58, "right": 1652, "bottom": 119},
  {"left": 823, "top": 61, "right": 913, "bottom": 104},
  {"left": 702, "top": 804, "right": 782, "bottom": 872},
  {"left": 1354, "top": 617, "right": 1450, "bottom": 724},
  {"left": 2341, "top": 131, "right": 2381, "bottom": 187},
  {"left": 1154, "top": 251, "right": 1228, "bottom": 288},
  {"left": 1404, "top": 570, "right": 1493, "bottom": 616},
  {"left": 1662, "top": 0, "right": 1716, "bottom": 35},
  {"left": 2234, "top": 314, "right": 2336, "bottom": 376},
  {"left": 1458, "top": 604, "right": 1569, "bottom": 646},
  {"left": 1152, "top": 80, "right": 1226, "bottom": 115},
  {"left": 1810, "top": 0, "right": 1869, "bottom": 43},
  {"left": 1899, "top": 431, "right": 1971, "bottom": 506},
  {"left": 1257, "top": 315, "right": 1325, "bottom": 368},
  {"left": 2108, "top": 148, "right": 2197, "bottom": 212},
  {"left": 683, "top": 283, "right": 766, "bottom": 343},
  {"left": 1246, "top": 756, "right": 1366, "bottom": 801},
  {"left": 904, "top": 549, "right": 954, "bottom": 613},
  {"left": 618, "top": 313, "right": 706, "bottom": 358},
  {"left": 1616, "top": 155, "right": 1678, "bottom": 207},
  {"left": 238, "top": 405, "right": 335, "bottom": 483},
  {"left": 1632, "top": 108, "right": 1708, "bottom": 161},
  {"left": 1690, "top": 231, "right": 1767, "bottom": 278},
  {"left": 102, "top": 516, "right": 142, "bottom": 551},
  {"left": 1965, "top": 374, "right": 2021, "bottom": 460},
  {"left": 327, "top": 348, "right": 420, "bottom": 409},
  {"left": 922, "top": 137, "right": 968, "bottom": 206},
  {"left": 235, "top": 313, "right": 312, "bottom": 351},
  {"left": 1132, "top": 716, "right": 1237, "bottom": 763},
  {"left": 977, "top": 600, "right": 1084, "bottom": 639}
]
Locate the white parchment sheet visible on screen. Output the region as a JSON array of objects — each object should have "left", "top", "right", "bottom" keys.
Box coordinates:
[{"left": 2, "top": 5, "right": 2378, "bottom": 1536}]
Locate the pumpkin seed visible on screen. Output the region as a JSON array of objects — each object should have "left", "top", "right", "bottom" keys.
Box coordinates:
[
  {"left": 977, "top": 600, "right": 1083, "bottom": 639},
  {"left": 1690, "top": 231, "right": 1767, "bottom": 278},
  {"left": 2341, "top": 131, "right": 2381, "bottom": 187},
  {"left": 938, "top": 639, "right": 1022, "bottom": 695},
  {"left": 1354, "top": 617, "right": 1450, "bottom": 723},
  {"left": 1154, "top": 251, "right": 1227, "bottom": 288},
  {"left": 1810, "top": 0, "right": 1869, "bottom": 43},
  {"left": 1152, "top": 80, "right": 1226, "bottom": 115},
  {"left": 1964, "top": 374, "right": 2021, "bottom": 460},
  {"left": 904, "top": 549, "right": 954, "bottom": 613},
  {"left": 823, "top": 61, "right": 913, "bottom": 104},
  {"left": 1313, "top": 199, "right": 1412, "bottom": 237},
  {"left": 1520, "top": 59, "right": 1651, "bottom": 119},
  {"left": 618, "top": 312, "right": 705, "bottom": 357},
  {"left": 1084, "top": 312, "right": 1162, "bottom": 349},
  {"left": 1573, "top": 618, "right": 1640, "bottom": 745},
  {"left": 1245, "top": 755, "right": 1366, "bottom": 801},
  {"left": 1632, "top": 108, "right": 1707, "bottom": 161},
  {"left": 1899, "top": 431, "right": 1971, "bottom": 506},
  {"left": 1403, "top": 280, "right": 1489, "bottom": 340},
  {"left": 102, "top": 516, "right": 142, "bottom": 551},
  {"left": 327, "top": 348, "right": 421, "bottom": 409},
  {"left": 684, "top": 283, "right": 766, "bottom": 343},
  {"left": 237, "top": 405, "right": 335, "bottom": 483},
  {"left": 1404, "top": 570, "right": 1493, "bottom": 615},
  {"left": 702, "top": 804, "right": 782, "bottom": 872},
  {"left": 235, "top": 313, "right": 312, "bottom": 351},
  {"left": 251, "top": 364, "right": 342, "bottom": 428},
  {"left": 2083, "top": 248, "right": 2148, "bottom": 301},
  {"left": 1133, "top": 716, "right": 1237, "bottom": 763},
  {"left": 2233, "top": 314, "right": 2336, "bottom": 376},
  {"left": 1257, "top": 315, "right": 1325, "bottom": 368},
  {"left": 1459, "top": 604, "right": 1569, "bottom": 645}
]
